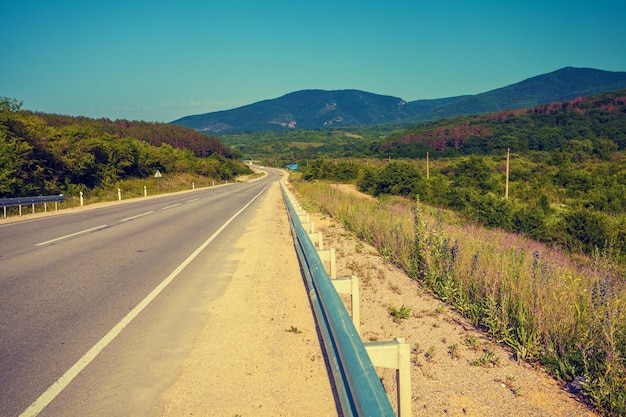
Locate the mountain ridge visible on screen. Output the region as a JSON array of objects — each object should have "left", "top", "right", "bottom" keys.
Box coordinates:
[{"left": 171, "top": 67, "right": 626, "bottom": 134}]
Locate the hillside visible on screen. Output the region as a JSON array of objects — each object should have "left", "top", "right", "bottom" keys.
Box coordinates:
[
  {"left": 217, "top": 88, "right": 626, "bottom": 165},
  {"left": 36, "top": 113, "right": 235, "bottom": 158},
  {"left": 0, "top": 98, "right": 250, "bottom": 198},
  {"left": 171, "top": 67, "right": 626, "bottom": 134},
  {"left": 172, "top": 90, "right": 454, "bottom": 133},
  {"left": 419, "top": 66, "right": 626, "bottom": 121},
  {"left": 379, "top": 88, "right": 626, "bottom": 158}
]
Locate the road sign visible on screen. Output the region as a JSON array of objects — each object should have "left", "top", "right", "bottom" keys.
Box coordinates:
[{"left": 154, "top": 170, "right": 162, "bottom": 178}]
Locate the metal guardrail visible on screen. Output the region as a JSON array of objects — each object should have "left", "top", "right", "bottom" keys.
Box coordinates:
[
  {"left": 0, "top": 194, "right": 65, "bottom": 207},
  {"left": 0, "top": 194, "right": 65, "bottom": 218},
  {"left": 281, "top": 184, "right": 396, "bottom": 417}
]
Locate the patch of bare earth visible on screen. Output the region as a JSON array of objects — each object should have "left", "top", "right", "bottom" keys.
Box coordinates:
[
  {"left": 304, "top": 184, "right": 599, "bottom": 417},
  {"left": 159, "top": 181, "right": 338, "bottom": 417}
]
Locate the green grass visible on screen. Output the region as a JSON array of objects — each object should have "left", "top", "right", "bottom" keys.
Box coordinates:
[{"left": 388, "top": 304, "right": 412, "bottom": 322}]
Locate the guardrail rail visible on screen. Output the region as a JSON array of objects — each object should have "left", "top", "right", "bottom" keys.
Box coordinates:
[
  {"left": 0, "top": 194, "right": 65, "bottom": 218},
  {"left": 282, "top": 182, "right": 408, "bottom": 417}
]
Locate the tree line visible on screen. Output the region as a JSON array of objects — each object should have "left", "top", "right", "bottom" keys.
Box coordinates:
[{"left": 0, "top": 97, "right": 251, "bottom": 198}]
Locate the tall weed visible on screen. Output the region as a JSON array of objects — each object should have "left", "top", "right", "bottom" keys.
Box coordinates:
[{"left": 292, "top": 179, "right": 626, "bottom": 416}]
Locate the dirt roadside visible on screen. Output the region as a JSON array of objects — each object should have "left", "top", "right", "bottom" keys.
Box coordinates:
[
  {"left": 157, "top": 179, "right": 600, "bottom": 416},
  {"left": 158, "top": 180, "right": 338, "bottom": 417}
]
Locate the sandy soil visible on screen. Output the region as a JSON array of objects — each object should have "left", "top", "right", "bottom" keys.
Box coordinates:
[
  {"left": 158, "top": 180, "right": 338, "bottom": 417},
  {"left": 157, "top": 179, "right": 600, "bottom": 417}
]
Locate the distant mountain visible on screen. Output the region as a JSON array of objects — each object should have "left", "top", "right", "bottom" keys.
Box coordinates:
[
  {"left": 172, "top": 90, "right": 465, "bottom": 133},
  {"left": 171, "top": 67, "right": 626, "bottom": 134},
  {"left": 420, "top": 67, "right": 626, "bottom": 121}
]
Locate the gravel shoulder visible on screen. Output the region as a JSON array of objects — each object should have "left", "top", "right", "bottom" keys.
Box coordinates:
[{"left": 158, "top": 180, "right": 338, "bottom": 417}]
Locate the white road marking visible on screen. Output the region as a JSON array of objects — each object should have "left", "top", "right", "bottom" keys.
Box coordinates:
[
  {"left": 161, "top": 203, "right": 181, "bottom": 210},
  {"left": 19, "top": 182, "right": 271, "bottom": 417},
  {"left": 34, "top": 225, "right": 109, "bottom": 246},
  {"left": 119, "top": 211, "right": 154, "bottom": 222},
  {"left": 186, "top": 198, "right": 200, "bottom": 203}
]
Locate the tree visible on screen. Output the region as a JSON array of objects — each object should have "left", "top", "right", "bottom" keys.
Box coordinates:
[
  {"left": 473, "top": 192, "right": 513, "bottom": 230},
  {"left": 512, "top": 204, "right": 546, "bottom": 240},
  {"left": 450, "top": 155, "right": 497, "bottom": 191},
  {"left": 562, "top": 207, "right": 612, "bottom": 254},
  {"left": 0, "top": 129, "right": 32, "bottom": 196},
  {"left": 374, "top": 162, "right": 422, "bottom": 197},
  {"left": 356, "top": 165, "right": 377, "bottom": 195},
  {"left": 593, "top": 138, "right": 618, "bottom": 160}
]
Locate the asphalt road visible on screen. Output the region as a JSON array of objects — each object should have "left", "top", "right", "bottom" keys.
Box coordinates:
[{"left": 0, "top": 170, "right": 280, "bottom": 417}]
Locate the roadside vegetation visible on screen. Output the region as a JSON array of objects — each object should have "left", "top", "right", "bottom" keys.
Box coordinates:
[
  {"left": 282, "top": 87, "right": 626, "bottom": 417},
  {"left": 292, "top": 178, "right": 625, "bottom": 416},
  {"left": 0, "top": 97, "right": 251, "bottom": 201},
  {"left": 298, "top": 153, "right": 626, "bottom": 263}
]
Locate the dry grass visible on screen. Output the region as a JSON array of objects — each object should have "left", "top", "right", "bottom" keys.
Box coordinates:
[{"left": 293, "top": 179, "right": 626, "bottom": 416}]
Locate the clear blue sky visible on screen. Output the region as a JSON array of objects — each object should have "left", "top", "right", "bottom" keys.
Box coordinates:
[{"left": 2, "top": 1, "right": 625, "bottom": 122}]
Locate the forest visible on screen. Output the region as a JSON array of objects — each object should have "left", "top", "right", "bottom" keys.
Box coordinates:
[
  {"left": 378, "top": 90, "right": 626, "bottom": 158},
  {"left": 0, "top": 97, "right": 251, "bottom": 199}
]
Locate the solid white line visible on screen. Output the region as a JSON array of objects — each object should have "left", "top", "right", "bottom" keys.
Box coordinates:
[
  {"left": 119, "top": 211, "right": 154, "bottom": 222},
  {"left": 161, "top": 203, "right": 181, "bottom": 210},
  {"left": 19, "top": 182, "right": 271, "bottom": 417},
  {"left": 34, "top": 225, "right": 109, "bottom": 246}
]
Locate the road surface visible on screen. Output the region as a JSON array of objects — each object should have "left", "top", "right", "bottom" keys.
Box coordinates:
[{"left": 0, "top": 170, "right": 279, "bottom": 417}]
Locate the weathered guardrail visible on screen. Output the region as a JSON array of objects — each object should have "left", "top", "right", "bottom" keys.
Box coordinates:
[
  {"left": 281, "top": 183, "right": 397, "bottom": 417},
  {"left": 0, "top": 195, "right": 65, "bottom": 218}
]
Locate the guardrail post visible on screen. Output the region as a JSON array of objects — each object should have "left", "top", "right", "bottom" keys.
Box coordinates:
[
  {"left": 364, "top": 338, "right": 412, "bottom": 417},
  {"left": 331, "top": 275, "right": 360, "bottom": 334},
  {"left": 308, "top": 231, "right": 324, "bottom": 249},
  {"left": 317, "top": 247, "right": 337, "bottom": 278}
]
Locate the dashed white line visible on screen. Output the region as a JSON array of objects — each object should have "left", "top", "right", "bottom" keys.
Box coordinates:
[
  {"left": 161, "top": 203, "right": 181, "bottom": 210},
  {"left": 34, "top": 225, "right": 109, "bottom": 247},
  {"left": 119, "top": 211, "right": 154, "bottom": 222}
]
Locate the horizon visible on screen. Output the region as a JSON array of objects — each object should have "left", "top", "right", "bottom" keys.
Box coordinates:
[{"left": 2, "top": 1, "right": 626, "bottom": 123}]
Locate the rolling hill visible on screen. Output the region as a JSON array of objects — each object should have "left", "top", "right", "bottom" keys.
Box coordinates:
[{"left": 171, "top": 67, "right": 626, "bottom": 134}]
